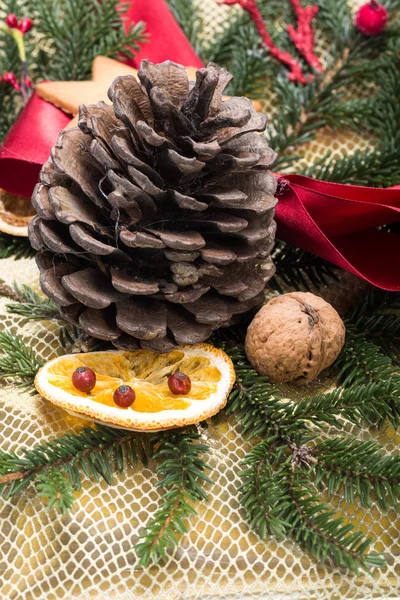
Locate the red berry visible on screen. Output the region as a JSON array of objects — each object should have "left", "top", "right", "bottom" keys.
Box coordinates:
[
  {"left": 5, "top": 14, "right": 18, "bottom": 28},
  {"left": 3, "top": 72, "right": 17, "bottom": 86},
  {"left": 24, "top": 77, "right": 32, "bottom": 88},
  {"left": 2, "top": 72, "right": 21, "bottom": 91},
  {"left": 113, "top": 385, "right": 135, "bottom": 408},
  {"left": 168, "top": 372, "right": 191, "bottom": 395},
  {"left": 18, "top": 17, "right": 33, "bottom": 35},
  {"left": 72, "top": 366, "right": 96, "bottom": 394},
  {"left": 355, "top": 1, "right": 388, "bottom": 36}
]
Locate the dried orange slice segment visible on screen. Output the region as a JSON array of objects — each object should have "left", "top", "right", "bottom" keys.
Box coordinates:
[
  {"left": 35, "top": 344, "right": 235, "bottom": 431},
  {"left": 0, "top": 189, "right": 35, "bottom": 236}
]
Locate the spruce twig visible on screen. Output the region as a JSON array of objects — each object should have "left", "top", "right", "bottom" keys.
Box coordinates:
[
  {"left": 32, "top": 0, "right": 147, "bottom": 82},
  {"left": 136, "top": 431, "right": 212, "bottom": 566},
  {"left": 5, "top": 282, "right": 61, "bottom": 321},
  {"left": 0, "top": 232, "right": 34, "bottom": 260},
  {"left": 226, "top": 345, "right": 400, "bottom": 437},
  {"left": 0, "top": 331, "right": 44, "bottom": 387},
  {"left": 284, "top": 472, "right": 385, "bottom": 573},
  {"left": 36, "top": 469, "right": 75, "bottom": 514},
  {"left": 0, "top": 425, "right": 155, "bottom": 506},
  {"left": 270, "top": 240, "right": 339, "bottom": 293},
  {"left": 314, "top": 437, "right": 400, "bottom": 510},
  {"left": 226, "top": 340, "right": 399, "bottom": 573}
]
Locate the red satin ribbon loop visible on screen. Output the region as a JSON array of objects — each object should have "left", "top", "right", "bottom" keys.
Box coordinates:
[{"left": 276, "top": 175, "right": 400, "bottom": 291}]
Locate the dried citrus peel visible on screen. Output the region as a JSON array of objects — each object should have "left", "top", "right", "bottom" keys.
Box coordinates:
[{"left": 35, "top": 344, "right": 236, "bottom": 431}]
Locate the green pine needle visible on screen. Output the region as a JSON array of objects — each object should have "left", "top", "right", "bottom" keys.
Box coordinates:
[
  {"left": 270, "top": 240, "right": 339, "bottom": 293},
  {"left": 0, "top": 233, "right": 34, "bottom": 260},
  {"left": 32, "top": 0, "right": 147, "bottom": 82},
  {"left": 6, "top": 282, "right": 61, "bottom": 321},
  {"left": 283, "top": 472, "right": 385, "bottom": 574},
  {"left": 0, "top": 331, "right": 44, "bottom": 387},
  {"left": 36, "top": 469, "right": 75, "bottom": 513}
]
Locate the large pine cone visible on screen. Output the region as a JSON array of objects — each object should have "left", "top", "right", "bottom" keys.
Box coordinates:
[{"left": 29, "top": 61, "right": 278, "bottom": 352}]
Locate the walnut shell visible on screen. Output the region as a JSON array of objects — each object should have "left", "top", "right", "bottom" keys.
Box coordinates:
[{"left": 245, "top": 292, "right": 345, "bottom": 384}]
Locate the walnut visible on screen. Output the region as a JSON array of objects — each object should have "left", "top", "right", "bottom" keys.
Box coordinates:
[{"left": 245, "top": 292, "right": 345, "bottom": 384}]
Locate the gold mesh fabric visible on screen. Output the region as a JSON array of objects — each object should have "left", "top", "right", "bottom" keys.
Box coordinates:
[{"left": 1, "top": 1, "right": 400, "bottom": 597}]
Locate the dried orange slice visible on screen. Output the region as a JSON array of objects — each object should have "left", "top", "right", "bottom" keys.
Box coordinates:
[
  {"left": 35, "top": 344, "right": 235, "bottom": 431},
  {"left": 0, "top": 189, "right": 35, "bottom": 236}
]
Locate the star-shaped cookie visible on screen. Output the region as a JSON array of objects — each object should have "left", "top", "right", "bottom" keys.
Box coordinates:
[{"left": 36, "top": 56, "right": 262, "bottom": 121}]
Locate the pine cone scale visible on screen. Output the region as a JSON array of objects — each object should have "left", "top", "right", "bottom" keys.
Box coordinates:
[
  {"left": 116, "top": 299, "right": 167, "bottom": 340},
  {"left": 79, "top": 307, "right": 120, "bottom": 341},
  {"left": 31, "top": 60, "right": 278, "bottom": 350}
]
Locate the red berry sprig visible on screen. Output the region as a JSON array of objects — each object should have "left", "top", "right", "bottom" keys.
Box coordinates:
[
  {"left": 168, "top": 372, "right": 192, "bottom": 395},
  {"left": 113, "top": 385, "right": 136, "bottom": 408},
  {"left": 1, "top": 72, "right": 21, "bottom": 91},
  {"left": 355, "top": 1, "right": 388, "bottom": 36},
  {"left": 18, "top": 18, "right": 33, "bottom": 35},
  {"left": 4, "top": 14, "right": 34, "bottom": 35},
  {"left": 5, "top": 14, "right": 18, "bottom": 29},
  {"left": 72, "top": 367, "right": 97, "bottom": 394},
  {"left": 1, "top": 14, "right": 34, "bottom": 103}
]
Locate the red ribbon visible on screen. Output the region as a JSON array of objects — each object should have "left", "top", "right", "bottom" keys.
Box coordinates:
[
  {"left": 0, "top": 0, "right": 399, "bottom": 291},
  {"left": 276, "top": 175, "right": 400, "bottom": 291}
]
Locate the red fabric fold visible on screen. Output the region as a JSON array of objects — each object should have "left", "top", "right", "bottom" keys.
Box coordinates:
[
  {"left": 276, "top": 175, "right": 400, "bottom": 291},
  {"left": 0, "top": 92, "right": 70, "bottom": 198},
  {"left": 122, "top": 0, "right": 203, "bottom": 68}
]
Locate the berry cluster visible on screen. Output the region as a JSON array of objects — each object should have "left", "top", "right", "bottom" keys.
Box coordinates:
[
  {"left": 0, "top": 71, "right": 32, "bottom": 91},
  {"left": 0, "top": 14, "right": 34, "bottom": 101},
  {"left": 5, "top": 14, "right": 33, "bottom": 35},
  {"left": 71, "top": 367, "right": 192, "bottom": 409}
]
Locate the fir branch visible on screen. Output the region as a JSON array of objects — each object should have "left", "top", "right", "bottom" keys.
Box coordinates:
[
  {"left": 223, "top": 22, "right": 270, "bottom": 98},
  {"left": 5, "top": 282, "right": 61, "bottom": 321},
  {"left": 32, "top": 0, "right": 146, "bottom": 82},
  {"left": 344, "top": 288, "right": 400, "bottom": 356},
  {"left": 239, "top": 439, "right": 294, "bottom": 539},
  {"left": 335, "top": 327, "right": 400, "bottom": 391},
  {"left": 205, "top": 0, "right": 287, "bottom": 97},
  {"left": 0, "top": 425, "right": 154, "bottom": 505},
  {"left": 266, "top": 0, "right": 400, "bottom": 176},
  {"left": 283, "top": 471, "right": 384, "bottom": 573},
  {"left": 239, "top": 438, "right": 385, "bottom": 573},
  {"left": 0, "top": 90, "right": 19, "bottom": 145},
  {"left": 0, "top": 232, "right": 34, "bottom": 260},
  {"left": 225, "top": 345, "right": 400, "bottom": 437},
  {"left": 135, "top": 430, "right": 212, "bottom": 566},
  {"left": 0, "top": 331, "right": 43, "bottom": 387},
  {"left": 314, "top": 436, "right": 400, "bottom": 511},
  {"left": 0, "top": 0, "right": 27, "bottom": 141},
  {"left": 270, "top": 240, "right": 339, "bottom": 293}
]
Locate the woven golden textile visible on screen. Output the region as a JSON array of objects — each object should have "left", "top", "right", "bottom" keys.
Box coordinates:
[{"left": 1, "top": 1, "right": 399, "bottom": 598}]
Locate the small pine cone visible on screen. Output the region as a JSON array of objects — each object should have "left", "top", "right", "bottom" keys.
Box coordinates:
[{"left": 29, "top": 61, "right": 277, "bottom": 352}]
